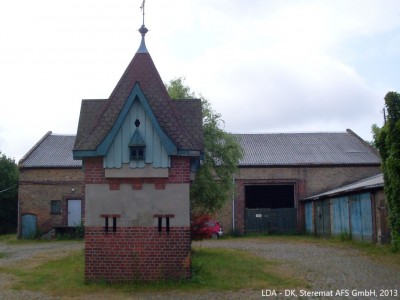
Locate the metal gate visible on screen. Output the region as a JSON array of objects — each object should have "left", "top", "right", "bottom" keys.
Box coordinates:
[
  {"left": 21, "top": 214, "right": 37, "bottom": 238},
  {"left": 245, "top": 208, "right": 297, "bottom": 233}
]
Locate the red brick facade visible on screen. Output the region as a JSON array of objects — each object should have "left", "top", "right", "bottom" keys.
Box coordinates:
[
  {"left": 85, "top": 226, "right": 191, "bottom": 282},
  {"left": 84, "top": 156, "right": 191, "bottom": 187},
  {"left": 84, "top": 155, "right": 192, "bottom": 282}
]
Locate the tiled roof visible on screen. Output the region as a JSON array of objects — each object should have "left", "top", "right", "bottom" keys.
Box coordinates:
[
  {"left": 172, "top": 99, "right": 204, "bottom": 151},
  {"left": 19, "top": 132, "right": 81, "bottom": 168},
  {"left": 74, "top": 99, "right": 106, "bottom": 151},
  {"left": 305, "top": 173, "right": 383, "bottom": 200},
  {"left": 234, "top": 131, "right": 381, "bottom": 166},
  {"left": 74, "top": 51, "right": 202, "bottom": 153}
]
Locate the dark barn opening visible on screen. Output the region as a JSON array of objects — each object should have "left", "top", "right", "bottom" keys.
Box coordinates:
[
  {"left": 245, "top": 185, "right": 294, "bottom": 209},
  {"left": 244, "top": 185, "right": 297, "bottom": 233}
]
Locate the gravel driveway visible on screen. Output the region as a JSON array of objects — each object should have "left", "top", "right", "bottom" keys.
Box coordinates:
[
  {"left": 0, "top": 238, "right": 399, "bottom": 299},
  {"left": 197, "top": 239, "right": 400, "bottom": 300}
]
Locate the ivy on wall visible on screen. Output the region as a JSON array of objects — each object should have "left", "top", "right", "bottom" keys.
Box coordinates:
[{"left": 374, "top": 91, "right": 400, "bottom": 252}]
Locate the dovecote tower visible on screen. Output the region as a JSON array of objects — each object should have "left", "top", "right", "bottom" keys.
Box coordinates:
[{"left": 73, "top": 18, "right": 203, "bottom": 282}]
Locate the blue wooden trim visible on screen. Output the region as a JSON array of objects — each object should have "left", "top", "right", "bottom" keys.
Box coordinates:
[
  {"left": 177, "top": 149, "right": 201, "bottom": 156},
  {"left": 94, "top": 83, "right": 177, "bottom": 157},
  {"left": 73, "top": 150, "right": 99, "bottom": 159}
]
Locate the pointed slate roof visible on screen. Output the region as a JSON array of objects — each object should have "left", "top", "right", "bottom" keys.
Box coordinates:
[{"left": 73, "top": 27, "right": 202, "bottom": 156}]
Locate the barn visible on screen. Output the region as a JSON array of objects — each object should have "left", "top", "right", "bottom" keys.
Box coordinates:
[
  {"left": 216, "top": 130, "right": 381, "bottom": 234},
  {"left": 18, "top": 131, "right": 84, "bottom": 238}
]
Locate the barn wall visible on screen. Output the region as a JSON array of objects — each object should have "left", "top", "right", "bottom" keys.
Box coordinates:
[{"left": 18, "top": 168, "right": 85, "bottom": 237}]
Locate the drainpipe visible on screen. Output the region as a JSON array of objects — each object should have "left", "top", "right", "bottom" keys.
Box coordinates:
[{"left": 232, "top": 176, "right": 235, "bottom": 232}]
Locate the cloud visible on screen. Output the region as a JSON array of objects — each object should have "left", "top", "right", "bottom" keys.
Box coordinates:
[{"left": 0, "top": 0, "right": 399, "bottom": 159}]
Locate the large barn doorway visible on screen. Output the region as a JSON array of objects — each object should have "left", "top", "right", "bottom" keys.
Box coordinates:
[{"left": 244, "top": 185, "right": 297, "bottom": 233}]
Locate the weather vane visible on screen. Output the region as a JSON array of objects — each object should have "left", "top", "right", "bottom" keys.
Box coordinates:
[{"left": 140, "top": 0, "right": 146, "bottom": 26}]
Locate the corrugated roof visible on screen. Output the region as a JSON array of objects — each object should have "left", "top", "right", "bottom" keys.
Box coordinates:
[
  {"left": 19, "top": 132, "right": 81, "bottom": 168},
  {"left": 305, "top": 173, "right": 383, "bottom": 200},
  {"left": 234, "top": 131, "right": 381, "bottom": 166}
]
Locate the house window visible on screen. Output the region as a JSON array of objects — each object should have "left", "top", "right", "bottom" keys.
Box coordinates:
[
  {"left": 50, "top": 200, "right": 61, "bottom": 215},
  {"left": 130, "top": 146, "right": 145, "bottom": 160}
]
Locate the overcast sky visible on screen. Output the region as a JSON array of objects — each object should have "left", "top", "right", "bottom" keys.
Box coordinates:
[{"left": 1, "top": 0, "right": 399, "bottom": 161}]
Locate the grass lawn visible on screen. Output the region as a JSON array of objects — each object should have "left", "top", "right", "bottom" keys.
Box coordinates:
[
  {"left": 0, "top": 245, "right": 305, "bottom": 298},
  {"left": 1, "top": 234, "right": 399, "bottom": 298}
]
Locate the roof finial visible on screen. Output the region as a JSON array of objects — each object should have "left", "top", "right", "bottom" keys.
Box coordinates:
[
  {"left": 137, "top": 0, "right": 149, "bottom": 53},
  {"left": 140, "top": 0, "right": 145, "bottom": 26}
]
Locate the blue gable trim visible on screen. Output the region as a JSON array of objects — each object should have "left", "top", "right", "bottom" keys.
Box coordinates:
[{"left": 74, "top": 83, "right": 177, "bottom": 158}]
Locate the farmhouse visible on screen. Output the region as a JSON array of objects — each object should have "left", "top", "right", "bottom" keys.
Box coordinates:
[{"left": 17, "top": 10, "right": 385, "bottom": 267}]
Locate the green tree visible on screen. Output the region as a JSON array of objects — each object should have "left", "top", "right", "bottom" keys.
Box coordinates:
[
  {"left": 166, "top": 77, "right": 243, "bottom": 214},
  {"left": 0, "top": 152, "right": 18, "bottom": 234},
  {"left": 374, "top": 91, "right": 400, "bottom": 251}
]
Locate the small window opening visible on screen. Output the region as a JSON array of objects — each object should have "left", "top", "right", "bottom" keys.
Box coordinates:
[
  {"left": 105, "top": 217, "right": 109, "bottom": 233},
  {"left": 158, "top": 217, "right": 162, "bottom": 234},
  {"left": 50, "top": 200, "right": 61, "bottom": 215},
  {"left": 101, "top": 214, "right": 121, "bottom": 234},
  {"left": 166, "top": 217, "right": 170, "bottom": 234},
  {"left": 154, "top": 214, "right": 174, "bottom": 235},
  {"left": 130, "top": 146, "right": 145, "bottom": 160},
  {"left": 113, "top": 217, "right": 117, "bottom": 233}
]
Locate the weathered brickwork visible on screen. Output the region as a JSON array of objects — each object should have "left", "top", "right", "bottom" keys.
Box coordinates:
[
  {"left": 216, "top": 165, "right": 381, "bottom": 234},
  {"left": 85, "top": 226, "right": 191, "bottom": 282},
  {"left": 18, "top": 168, "right": 84, "bottom": 236}
]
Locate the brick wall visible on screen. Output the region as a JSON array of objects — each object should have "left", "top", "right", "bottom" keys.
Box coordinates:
[
  {"left": 18, "top": 168, "right": 85, "bottom": 236},
  {"left": 85, "top": 156, "right": 191, "bottom": 188},
  {"left": 85, "top": 226, "right": 191, "bottom": 282},
  {"left": 84, "top": 155, "right": 192, "bottom": 281},
  {"left": 216, "top": 165, "right": 381, "bottom": 234}
]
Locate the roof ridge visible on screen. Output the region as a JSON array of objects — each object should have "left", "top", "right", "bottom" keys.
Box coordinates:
[
  {"left": 233, "top": 131, "right": 347, "bottom": 135},
  {"left": 346, "top": 128, "right": 380, "bottom": 158}
]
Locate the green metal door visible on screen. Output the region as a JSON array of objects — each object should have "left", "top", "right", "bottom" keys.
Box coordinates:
[
  {"left": 245, "top": 208, "right": 297, "bottom": 233},
  {"left": 21, "top": 214, "right": 36, "bottom": 238}
]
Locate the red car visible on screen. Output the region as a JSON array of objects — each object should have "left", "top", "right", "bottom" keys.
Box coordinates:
[{"left": 191, "top": 218, "right": 224, "bottom": 240}]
